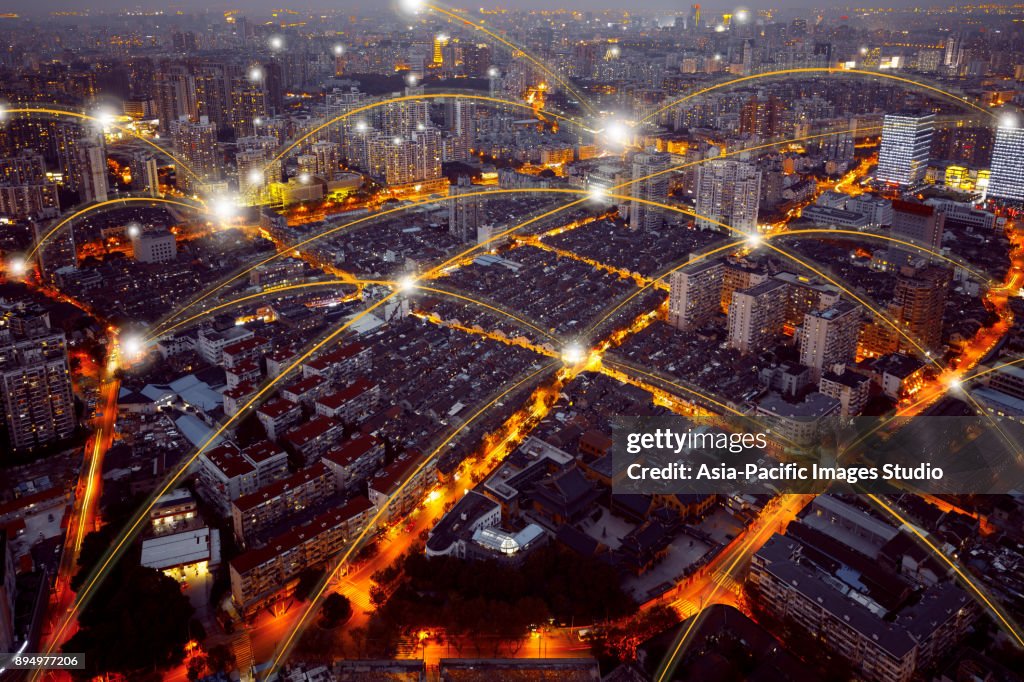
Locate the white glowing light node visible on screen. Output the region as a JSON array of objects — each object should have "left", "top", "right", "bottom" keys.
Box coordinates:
[
  {"left": 603, "top": 121, "right": 631, "bottom": 146},
  {"left": 562, "top": 342, "right": 587, "bottom": 365},
  {"left": 121, "top": 334, "right": 145, "bottom": 359},
  {"left": 398, "top": 276, "right": 417, "bottom": 293},
  {"left": 126, "top": 223, "right": 141, "bottom": 239},
  {"left": 7, "top": 257, "right": 27, "bottom": 277}
]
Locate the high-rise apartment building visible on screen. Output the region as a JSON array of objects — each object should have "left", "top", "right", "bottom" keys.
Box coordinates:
[
  {"left": 0, "top": 304, "right": 75, "bottom": 453},
  {"left": 154, "top": 62, "right": 197, "bottom": 134},
  {"left": 230, "top": 77, "right": 268, "bottom": 139},
  {"left": 798, "top": 301, "right": 861, "bottom": 380},
  {"left": 171, "top": 115, "right": 221, "bottom": 192},
  {"left": 876, "top": 113, "right": 934, "bottom": 186},
  {"left": 727, "top": 279, "right": 789, "bottom": 353},
  {"left": 695, "top": 159, "right": 762, "bottom": 235},
  {"left": 987, "top": 123, "right": 1024, "bottom": 202},
  {"left": 628, "top": 151, "right": 671, "bottom": 230},
  {"left": 449, "top": 176, "right": 481, "bottom": 242},
  {"left": 668, "top": 259, "right": 723, "bottom": 330},
  {"left": 77, "top": 139, "right": 108, "bottom": 203}
]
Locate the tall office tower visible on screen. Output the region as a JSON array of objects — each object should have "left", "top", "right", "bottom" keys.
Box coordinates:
[
  {"left": 943, "top": 33, "right": 963, "bottom": 69},
  {"left": 154, "top": 62, "right": 197, "bottom": 133},
  {"left": 987, "top": 123, "right": 1024, "bottom": 202},
  {"left": 77, "top": 139, "right": 108, "bottom": 203},
  {"left": 433, "top": 34, "right": 448, "bottom": 66},
  {"left": 695, "top": 159, "right": 762, "bottom": 235},
  {"left": 193, "top": 62, "right": 231, "bottom": 129},
  {"left": 876, "top": 113, "right": 934, "bottom": 186},
  {"left": 740, "top": 95, "right": 784, "bottom": 138},
  {"left": 689, "top": 4, "right": 701, "bottom": 30},
  {"left": 727, "top": 279, "right": 790, "bottom": 353},
  {"left": 262, "top": 61, "right": 285, "bottom": 115},
  {"left": 308, "top": 141, "right": 340, "bottom": 181},
  {"left": 0, "top": 305, "right": 75, "bottom": 453},
  {"left": 798, "top": 301, "right": 861, "bottom": 380},
  {"left": 230, "top": 77, "right": 269, "bottom": 139},
  {"left": 171, "top": 115, "right": 221, "bottom": 192},
  {"left": 628, "top": 151, "right": 671, "bottom": 230},
  {"left": 668, "top": 259, "right": 724, "bottom": 330},
  {"left": 449, "top": 176, "right": 481, "bottom": 242},
  {"left": 132, "top": 153, "right": 160, "bottom": 197},
  {"left": 461, "top": 43, "right": 491, "bottom": 77},
  {"left": 33, "top": 218, "right": 76, "bottom": 280}
]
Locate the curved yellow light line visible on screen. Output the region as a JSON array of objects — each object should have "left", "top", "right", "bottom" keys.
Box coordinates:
[
  {"left": 654, "top": 500, "right": 787, "bottom": 682},
  {"left": 761, "top": 241, "right": 941, "bottom": 370},
  {"left": 603, "top": 358, "right": 745, "bottom": 417},
  {"left": 143, "top": 279, "right": 368, "bottom": 341},
  {"left": 267, "top": 93, "right": 594, "bottom": 170},
  {"left": 639, "top": 68, "right": 995, "bottom": 124},
  {"left": 150, "top": 188, "right": 590, "bottom": 337},
  {"left": 266, "top": 360, "right": 559, "bottom": 676},
  {"left": 27, "top": 197, "right": 206, "bottom": 260},
  {"left": 4, "top": 107, "right": 204, "bottom": 184},
  {"left": 42, "top": 294, "right": 397, "bottom": 658},
  {"left": 426, "top": 4, "right": 598, "bottom": 116},
  {"left": 413, "top": 285, "right": 557, "bottom": 340},
  {"left": 780, "top": 229, "right": 992, "bottom": 283},
  {"left": 157, "top": 124, "right": 889, "bottom": 336},
  {"left": 868, "top": 494, "right": 1024, "bottom": 647}
]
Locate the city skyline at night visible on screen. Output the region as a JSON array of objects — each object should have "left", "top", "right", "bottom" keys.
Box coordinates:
[{"left": 1, "top": 2, "right": 1024, "bottom": 681}]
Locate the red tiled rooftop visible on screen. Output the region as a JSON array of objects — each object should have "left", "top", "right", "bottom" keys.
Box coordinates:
[
  {"left": 322, "top": 434, "right": 381, "bottom": 468},
  {"left": 223, "top": 381, "right": 258, "bottom": 399},
  {"left": 222, "top": 336, "right": 269, "bottom": 358},
  {"left": 228, "top": 358, "right": 261, "bottom": 375},
  {"left": 283, "top": 375, "right": 325, "bottom": 396},
  {"left": 232, "top": 462, "right": 330, "bottom": 513},
  {"left": 315, "top": 378, "right": 375, "bottom": 410},
  {"left": 257, "top": 398, "right": 299, "bottom": 419},
  {"left": 230, "top": 495, "right": 373, "bottom": 576},
  {"left": 204, "top": 443, "right": 255, "bottom": 479},
  {"left": 892, "top": 200, "right": 934, "bottom": 217},
  {"left": 242, "top": 440, "right": 285, "bottom": 464},
  {"left": 368, "top": 453, "right": 419, "bottom": 497},
  {"left": 304, "top": 342, "right": 366, "bottom": 371},
  {"left": 285, "top": 416, "right": 342, "bottom": 447}
]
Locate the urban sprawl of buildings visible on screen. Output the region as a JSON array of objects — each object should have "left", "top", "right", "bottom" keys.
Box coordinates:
[{"left": 4, "top": 2, "right": 1024, "bottom": 682}]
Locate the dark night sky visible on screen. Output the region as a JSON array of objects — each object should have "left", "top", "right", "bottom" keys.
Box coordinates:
[{"left": 1, "top": 1, "right": 903, "bottom": 15}]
